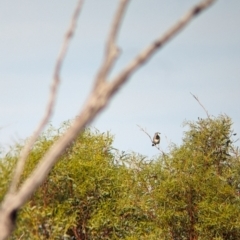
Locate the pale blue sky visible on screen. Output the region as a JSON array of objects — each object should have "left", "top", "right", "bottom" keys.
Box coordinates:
[{"left": 0, "top": 0, "right": 239, "bottom": 156}]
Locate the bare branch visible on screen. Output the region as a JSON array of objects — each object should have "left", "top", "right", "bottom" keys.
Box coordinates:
[
  {"left": 94, "top": 0, "right": 129, "bottom": 88},
  {"left": 190, "top": 92, "right": 210, "bottom": 118},
  {"left": 137, "top": 124, "right": 153, "bottom": 142},
  {"left": 9, "top": 0, "right": 84, "bottom": 194},
  {"left": 110, "top": 0, "right": 216, "bottom": 91}
]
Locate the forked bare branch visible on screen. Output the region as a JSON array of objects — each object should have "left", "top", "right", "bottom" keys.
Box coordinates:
[
  {"left": 9, "top": 0, "right": 84, "bottom": 194},
  {"left": 94, "top": 0, "right": 129, "bottom": 88},
  {"left": 0, "top": 0, "right": 217, "bottom": 239},
  {"left": 110, "top": 0, "right": 216, "bottom": 90}
]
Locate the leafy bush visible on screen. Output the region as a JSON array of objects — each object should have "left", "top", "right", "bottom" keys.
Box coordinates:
[{"left": 1, "top": 115, "right": 240, "bottom": 239}]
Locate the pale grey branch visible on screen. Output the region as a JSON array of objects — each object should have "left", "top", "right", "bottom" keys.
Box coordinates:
[
  {"left": 111, "top": 0, "right": 216, "bottom": 90},
  {"left": 9, "top": 0, "right": 84, "bottom": 195},
  {"left": 94, "top": 0, "right": 129, "bottom": 88},
  {"left": 0, "top": 0, "right": 84, "bottom": 239}
]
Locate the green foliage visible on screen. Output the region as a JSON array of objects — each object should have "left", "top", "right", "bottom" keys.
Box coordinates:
[
  {"left": 0, "top": 115, "right": 240, "bottom": 239},
  {"left": 139, "top": 115, "right": 240, "bottom": 240}
]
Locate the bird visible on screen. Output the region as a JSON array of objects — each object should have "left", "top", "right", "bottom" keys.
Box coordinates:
[{"left": 152, "top": 132, "right": 160, "bottom": 146}]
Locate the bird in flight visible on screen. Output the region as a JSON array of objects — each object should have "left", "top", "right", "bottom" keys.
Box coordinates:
[{"left": 152, "top": 132, "right": 160, "bottom": 146}]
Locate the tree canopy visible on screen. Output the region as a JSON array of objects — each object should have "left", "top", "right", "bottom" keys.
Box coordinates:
[{"left": 0, "top": 115, "right": 239, "bottom": 240}]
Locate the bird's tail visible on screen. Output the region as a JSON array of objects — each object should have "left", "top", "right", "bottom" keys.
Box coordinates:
[{"left": 152, "top": 143, "right": 154, "bottom": 146}]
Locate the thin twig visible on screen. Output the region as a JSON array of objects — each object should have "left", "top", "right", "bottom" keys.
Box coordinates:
[
  {"left": 230, "top": 145, "right": 239, "bottom": 159},
  {"left": 17, "top": 233, "right": 25, "bottom": 240},
  {"left": 190, "top": 92, "right": 210, "bottom": 118},
  {"left": 137, "top": 125, "right": 153, "bottom": 142},
  {"left": 137, "top": 125, "right": 164, "bottom": 153},
  {"left": 9, "top": 0, "right": 84, "bottom": 193}
]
